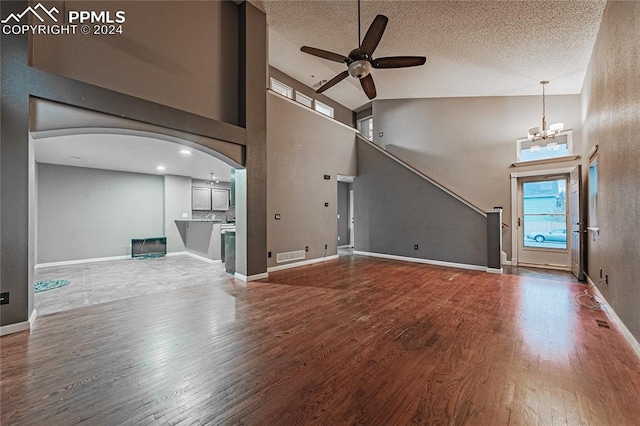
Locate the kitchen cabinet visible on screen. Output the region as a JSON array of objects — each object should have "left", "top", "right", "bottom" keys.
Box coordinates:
[
  {"left": 192, "top": 187, "right": 212, "bottom": 210},
  {"left": 212, "top": 189, "right": 229, "bottom": 211}
]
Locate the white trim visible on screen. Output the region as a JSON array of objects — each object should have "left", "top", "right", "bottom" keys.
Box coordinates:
[
  {"left": 268, "top": 90, "right": 357, "bottom": 133},
  {"left": 34, "top": 252, "right": 221, "bottom": 269},
  {"left": 586, "top": 274, "right": 640, "bottom": 359},
  {"left": 234, "top": 272, "right": 269, "bottom": 282},
  {"left": 357, "top": 135, "right": 486, "bottom": 217},
  {"left": 338, "top": 245, "right": 352, "bottom": 249},
  {"left": 510, "top": 166, "right": 576, "bottom": 179},
  {"left": 486, "top": 268, "right": 504, "bottom": 274},
  {"left": 179, "top": 251, "right": 222, "bottom": 265},
  {"left": 35, "top": 255, "right": 130, "bottom": 269},
  {"left": 511, "top": 155, "right": 580, "bottom": 168},
  {"left": 0, "top": 321, "right": 30, "bottom": 336},
  {"left": 516, "top": 262, "right": 571, "bottom": 272},
  {"left": 510, "top": 166, "right": 576, "bottom": 267},
  {"left": 29, "top": 309, "right": 38, "bottom": 326},
  {"left": 267, "top": 254, "right": 339, "bottom": 273},
  {"left": 353, "top": 251, "right": 486, "bottom": 272}
]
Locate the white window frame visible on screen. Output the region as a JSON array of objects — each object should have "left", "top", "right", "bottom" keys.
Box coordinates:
[
  {"left": 516, "top": 131, "right": 573, "bottom": 163},
  {"left": 295, "top": 91, "right": 313, "bottom": 108},
  {"left": 357, "top": 116, "right": 374, "bottom": 141},
  {"left": 314, "top": 100, "right": 334, "bottom": 118},
  {"left": 270, "top": 77, "right": 292, "bottom": 99}
]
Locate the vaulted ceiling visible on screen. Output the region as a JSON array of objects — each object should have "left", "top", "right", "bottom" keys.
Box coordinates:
[{"left": 253, "top": 0, "right": 607, "bottom": 110}]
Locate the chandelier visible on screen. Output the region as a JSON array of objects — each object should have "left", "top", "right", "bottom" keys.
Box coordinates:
[{"left": 527, "top": 80, "right": 564, "bottom": 140}]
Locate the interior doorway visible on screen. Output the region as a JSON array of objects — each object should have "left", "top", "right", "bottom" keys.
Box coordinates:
[
  {"left": 30, "top": 100, "right": 246, "bottom": 317},
  {"left": 337, "top": 175, "right": 355, "bottom": 250},
  {"left": 511, "top": 167, "right": 580, "bottom": 271}
]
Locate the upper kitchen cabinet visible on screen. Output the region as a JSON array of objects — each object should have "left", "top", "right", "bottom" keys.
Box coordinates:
[
  {"left": 192, "top": 187, "right": 212, "bottom": 210},
  {"left": 212, "top": 189, "right": 229, "bottom": 211}
]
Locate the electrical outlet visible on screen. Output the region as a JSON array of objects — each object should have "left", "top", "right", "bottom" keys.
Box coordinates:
[
  {"left": 414, "top": 244, "right": 419, "bottom": 250},
  {"left": 324, "top": 244, "right": 328, "bottom": 249},
  {"left": 605, "top": 274, "right": 609, "bottom": 285},
  {"left": 599, "top": 268, "right": 603, "bottom": 278},
  {"left": 305, "top": 246, "right": 309, "bottom": 252},
  {"left": 0, "top": 292, "right": 9, "bottom": 305},
  {"left": 338, "top": 236, "right": 341, "bottom": 241},
  {"left": 324, "top": 202, "right": 329, "bottom": 207},
  {"left": 268, "top": 251, "right": 272, "bottom": 258}
]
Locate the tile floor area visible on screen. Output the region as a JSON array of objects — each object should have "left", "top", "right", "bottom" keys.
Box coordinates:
[{"left": 34, "top": 254, "right": 232, "bottom": 316}]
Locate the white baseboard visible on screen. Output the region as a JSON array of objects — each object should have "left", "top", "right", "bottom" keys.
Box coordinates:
[
  {"left": 35, "top": 255, "right": 130, "bottom": 269},
  {"left": 180, "top": 251, "right": 222, "bottom": 265},
  {"left": 234, "top": 272, "right": 269, "bottom": 282},
  {"left": 29, "top": 308, "right": 38, "bottom": 326},
  {"left": 353, "top": 251, "right": 487, "bottom": 272},
  {"left": 486, "top": 267, "right": 504, "bottom": 274},
  {"left": 338, "top": 245, "right": 352, "bottom": 249},
  {"left": 0, "top": 320, "right": 30, "bottom": 336},
  {"left": 586, "top": 274, "right": 640, "bottom": 359},
  {"left": 267, "top": 254, "right": 339, "bottom": 273}
]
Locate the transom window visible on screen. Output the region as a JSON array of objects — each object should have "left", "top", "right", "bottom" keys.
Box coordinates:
[
  {"left": 270, "top": 77, "right": 292, "bottom": 99},
  {"left": 314, "top": 100, "right": 334, "bottom": 118},
  {"left": 517, "top": 132, "right": 573, "bottom": 162},
  {"left": 295, "top": 91, "right": 313, "bottom": 108}
]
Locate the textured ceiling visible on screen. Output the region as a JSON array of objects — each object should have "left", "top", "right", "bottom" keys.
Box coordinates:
[{"left": 256, "top": 0, "right": 607, "bottom": 110}]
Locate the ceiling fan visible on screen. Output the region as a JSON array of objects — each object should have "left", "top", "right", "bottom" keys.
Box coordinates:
[{"left": 300, "top": 0, "right": 426, "bottom": 100}]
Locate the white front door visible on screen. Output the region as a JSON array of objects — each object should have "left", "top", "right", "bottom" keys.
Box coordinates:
[
  {"left": 517, "top": 175, "right": 571, "bottom": 269},
  {"left": 349, "top": 189, "right": 355, "bottom": 247},
  {"left": 569, "top": 166, "right": 583, "bottom": 279}
]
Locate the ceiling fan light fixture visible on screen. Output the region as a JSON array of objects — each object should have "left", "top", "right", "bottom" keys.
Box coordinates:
[{"left": 348, "top": 60, "right": 372, "bottom": 79}]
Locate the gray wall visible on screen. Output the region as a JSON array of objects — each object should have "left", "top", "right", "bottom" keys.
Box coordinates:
[
  {"left": 354, "top": 137, "right": 487, "bottom": 267},
  {"left": 32, "top": 1, "right": 239, "bottom": 123},
  {"left": 337, "top": 182, "right": 350, "bottom": 245},
  {"left": 581, "top": 1, "right": 640, "bottom": 340},
  {"left": 267, "top": 92, "right": 357, "bottom": 268},
  {"left": 372, "top": 95, "right": 582, "bottom": 259},
  {"left": 37, "top": 164, "right": 164, "bottom": 263},
  {"left": 164, "top": 175, "right": 192, "bottom": 254},
  {"left": 270, "top": 67, "right": 354, "bottom": 127}
]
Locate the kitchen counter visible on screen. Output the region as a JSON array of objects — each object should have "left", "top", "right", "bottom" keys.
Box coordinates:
[{"left": 174, "top": 220, "right": 221, "bottom": 261}]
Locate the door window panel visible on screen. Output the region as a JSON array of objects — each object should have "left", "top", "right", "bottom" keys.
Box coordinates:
[{"left": 522, "top": 179, "right": 568, "bottom": 249}]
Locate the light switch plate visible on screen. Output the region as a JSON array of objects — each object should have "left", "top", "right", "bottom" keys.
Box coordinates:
[{"left": 182, "top": 213, "right": 188, "bottom": 218}]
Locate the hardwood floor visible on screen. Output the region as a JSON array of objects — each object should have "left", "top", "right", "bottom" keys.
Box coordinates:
[{"left": 2, "top": 255, "right": 639, "bottom": 425}]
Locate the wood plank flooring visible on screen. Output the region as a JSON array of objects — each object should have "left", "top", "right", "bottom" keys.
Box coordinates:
[{"left": 2, "top": 255, "right": 640, "bottom": 425}]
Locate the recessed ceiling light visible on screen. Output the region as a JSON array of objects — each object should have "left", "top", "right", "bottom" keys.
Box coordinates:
[
  {"left": 216, "top": 180, "right": 219, "bottom": 183},
  {"left": 157, "top": 165, "right": 166, "bottom": 171},
  {"left": 180, "top": 149, "right": 192, "bottom": 155}
]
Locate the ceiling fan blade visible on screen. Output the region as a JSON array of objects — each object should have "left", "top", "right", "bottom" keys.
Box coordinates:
[
  {"left": 360, "top": 15, "right": 388, "bottom": 56},
  {"left": 300, "top": 46, "right": 349, "bottom": 64},
  {"left": 360, "top": 74, "right": 377, "bottom": 100},
  {"left": 372, "top": 56, "right": 427, "bottom": 69},
  {"left": 317, "top": 70, "right": 349, "bottom": 93}
]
